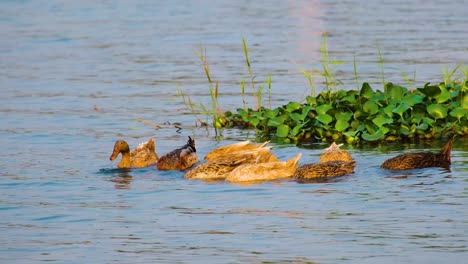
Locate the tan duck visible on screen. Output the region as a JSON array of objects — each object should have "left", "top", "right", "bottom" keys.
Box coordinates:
[
  {"left": 319, "top": 142, "right": 352, "bottom": 162},
  {"left": 226, "top": 153, "right": 302, "bottom": 182},
  {"left": 381, "top": 138, "right": 452, "bottom": 170},
  {"left": 185, "top": 147, "right": 275, "bottom": 180},
  {"left": 205, "top": 140, "right": 279, "bottom": 162},
  {"left": 294, "top": 161, "right": 357, "bottom": 179},
  {"left": 109, "top": 138, "right": 158, "bottom": 168},
  {"left": 157, "top": 136, "right": 200, "bottom": 171}
]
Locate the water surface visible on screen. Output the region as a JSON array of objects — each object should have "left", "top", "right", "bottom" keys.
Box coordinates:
[{"left": 1, "top": 0, "right": 467, "bottom": 263}]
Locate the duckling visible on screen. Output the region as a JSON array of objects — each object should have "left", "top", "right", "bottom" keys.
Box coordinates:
[
  {"left": 109, "top": 138, "right": 158, "bottom": 168},
  {"left": 157, "top": 136, "right": 200, "bottom": 171},
  {"left": 319, "top": 142, "right": 352, "bottom": 162},
  {"left": 294, "top": 161, "right": 357, "bottom": 179},
  {"left": 185, "top": 148, "right": 275, "bottom": 180},
  {"left": 380, "top": 138, "right": 452, "bottom": 170},
  {"left": 205, "top": 140, "right": 278, "bottom": 162},
  {"left": 226, "top": 153, "right": 302, "bottom": 182}
]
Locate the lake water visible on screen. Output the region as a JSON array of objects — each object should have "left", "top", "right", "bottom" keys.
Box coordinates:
[{"left": 1, "top": 0, "right": 467, "bottom": 263}]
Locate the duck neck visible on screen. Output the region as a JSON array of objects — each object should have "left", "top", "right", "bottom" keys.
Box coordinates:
[{"left": 118, "top": 152, "right": 132, "bottom": 168}]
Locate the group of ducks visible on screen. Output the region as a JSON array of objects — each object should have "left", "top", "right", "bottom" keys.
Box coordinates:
[{"left": 109, "top": 136, "right": 453, "bottom": 183}]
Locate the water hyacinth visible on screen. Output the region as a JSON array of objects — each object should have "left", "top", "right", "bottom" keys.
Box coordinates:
[
  {"left": 181, "top": 39, "right": 467, "bottom": 143},
  {"left": 223, "top": 81, "right": 467, "bottom": 143}
]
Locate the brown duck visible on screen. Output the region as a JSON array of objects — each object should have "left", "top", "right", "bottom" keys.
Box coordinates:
[
  {"left": 157, "top": 136, "right": 200, "bottom": 171},
  {"left": 294, "top": 142, "right": 356, "bottom": 180},
  {"left": 380, "top": 138, "right": 453, "bottom": 170},
  {"left": 294, "top": 161, "right": 357, "bottom": 179},
  {"left": 109, "top": 138, "right": 158, "bottom": 168}
]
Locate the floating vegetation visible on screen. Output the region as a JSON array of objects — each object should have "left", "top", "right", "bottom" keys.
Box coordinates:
[
  {"left": 180, "top": 39, "right": 468, "bottom": 143},
  {"left": 224, "top": 80, "right": 467, "bottom": 143}
]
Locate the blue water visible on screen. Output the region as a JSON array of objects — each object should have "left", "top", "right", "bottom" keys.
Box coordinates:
[{"left": 1, "top": 0, "right": 467, "bottom": 263}]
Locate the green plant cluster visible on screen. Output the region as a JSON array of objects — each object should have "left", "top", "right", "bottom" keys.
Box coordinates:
[{"left": 222, "top": 81, "right": 467, "bottom": 143}]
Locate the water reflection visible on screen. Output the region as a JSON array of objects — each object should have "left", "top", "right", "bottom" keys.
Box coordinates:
[
  {"left": 295, "top": 174, "right": 351, "bottom": 184},
  {"left": 98, "top": 168, "right": 134, "bottom": 189}
]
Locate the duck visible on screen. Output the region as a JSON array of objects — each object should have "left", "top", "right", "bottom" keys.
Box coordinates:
[
  {"left": 293, "top": 142, "right": 356, "bottom": 180},
  {"left": 205, "top": 140, "right": 279, "bottom": 162},
  {"left": 294, "top": 161, "right": 357, "bottom": 180},
  {"left": 184, "top": 159, "right": 245, "bottom": 181},
  {"left": 109, "top": 138, "right": 158, "bottom": 168},
  {"left": 319, "top": 142, "right": 352, "bottom": 162},
  {"left": 157, "top": 136, "right": 200, "bottom": 171},
  {"left": 225, "top": 153, "right": 302, "bottom": 183},
  {"left": 185, "top": 147, "right": 275, "bottom": 180},
  {"left": 380, "top": 138, "right": 453, "bottom": 170}
]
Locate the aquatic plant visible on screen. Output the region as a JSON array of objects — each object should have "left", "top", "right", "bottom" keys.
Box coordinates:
[
  {"left": 223, "top": 69, "right": 467, "bottom": 143},
  {"left": 179, "top": 39, "right": 467, "bottom": 143}
]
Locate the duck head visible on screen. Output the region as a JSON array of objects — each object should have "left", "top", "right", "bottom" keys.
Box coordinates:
[
  {"left": 109, "top": 140, "right": 130, "bottom": 161},
  {"left": 186, "top": 136, "right": 196, "bottom": 152}
]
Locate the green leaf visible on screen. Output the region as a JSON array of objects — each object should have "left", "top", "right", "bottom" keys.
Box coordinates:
[
  {"left": 292, "top": 124, "right": 304, "bottom": 136},
  {"left": 342, "top": 94, "right": 356, "bottom": 103},
  {"left": 386, "top": 83, "right": 406, "bottom": 100},
  {"left": 237, "top": 108, "right": 249, "bottom": 122},
  {"left": 383, "top": 104, "right": 395, "bottom": 117},
  {"left": 344, "top": 131, "right": 358, "bottom": 137},
  {"left": 290, "top": 105, "right": 311, "bottom": 122},
  {"left": 422, "top": 117, "right": 435, "bottom": 125},
  {"left": 362, "top": 130, "right": 383, "bottom": 141},
  {"left": 371, "top": 91, "right": 386, "bottom": 102},
  {"left": 436, "top": 84, "right": 451, "bottom": 103},
  {"left": 285, "top": 102, "right": 302, "bottom": 112},
  {"left": 416, "top": 123, "right": 428, "bottom": 130},
  {"left": 276, "top": 125, "right": 290, "bottom": 137},
  {"left": 360, "top": 82, "right": 374, "bottom": 99},
  {"left": 315, "top": 104, "right": 333, "bottom": 115},
  {"left": 402, "top": 93, "right": 425, "bottom": 106},
  {"left": 463, "top": 94, "right": 468, "bottom": 109},
  {"left": 362, "top": 101, "right": 379, "bottom": 115},
  {"left": 263, "top": 108, "right": 279, "bottom": 119},
  {"left": 400, "top": 125, "right": 411, "bottom": 135},
  {"left": 335, "top": 119, "right": 349, "bottom": 132},
  {"left": 250, "top": 118, "right": 260, "bottom": 127},
  {"left": 335, "top": 111, "right": 353, "bottom": 121},
  {"left": 427, "top": 104, "right": 448, "bottom": 119},
  {"left": 449, "top": 107, "right": 467, "bottom": 120},
  {"left": 289, "top": 113, "right": 304, "bottom": 122},
  {"left": 267, "top": 115, "right": 287, "bottom": 127},
  {"left": 306, "top": 96, "right": 317, "bottom": 106},
  {"left": 316, "top": 113, "right": 333, "bottom": 125},
  {"left": 418, "top": 83, "right": 441, "bottom": 98},
  {"left": 372, "top": 115, "right": 392, "bottom": 128},
  {"left": 392, "top": 103, "right": 411, "bottom": 117}
]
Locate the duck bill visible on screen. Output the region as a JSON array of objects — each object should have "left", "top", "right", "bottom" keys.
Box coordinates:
[{"left": 109, "top": 149, "right": 119, "bottom": 161}]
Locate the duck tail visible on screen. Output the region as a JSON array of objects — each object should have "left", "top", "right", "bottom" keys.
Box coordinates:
[
  {"left": 286, "top": 153, "right": 302, "bottom": 167},
  {"left": 147, "top": 138, "right": 156, "bottom": 152},
  {"left": 258, "top": 141, "right": 270, "bottom": 148},
  {"left": 439, "top": 138, "right": 453, "bottom": 164}
]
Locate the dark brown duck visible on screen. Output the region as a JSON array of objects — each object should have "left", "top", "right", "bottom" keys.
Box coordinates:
[
  {"left": 294, "top": 160, "right": 357, "bottom": 179},
  {"left": 380, "top": 138, "right": 453, "bottom": 170},
  {"left": 157, "top": 136, "right": 200, "bottom": 171}
]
